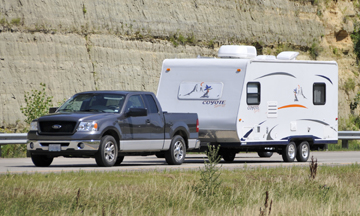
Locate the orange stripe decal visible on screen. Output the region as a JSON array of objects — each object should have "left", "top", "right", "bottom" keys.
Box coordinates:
[{"left": 278, "top": 104, "right": 308, "bottom": 109}]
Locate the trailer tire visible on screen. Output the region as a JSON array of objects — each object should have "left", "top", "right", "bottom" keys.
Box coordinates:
[
  {"left": 296, "top": 141, "right": 310, "bottom": 162},
  {"left": 165, "top": 135, "right": 186, "bottom": 165},
  {"left": 114, "top": 156, "right": 125, "bottom": 166},
  {"left": 222, "top": 152, "right": 236, "bottom": 162},
  {"left": 257, "top": 152, "right": 273, "bottom": 158},
  {"left": 282, "top": 142, "right": 297, "bottom": 162},
  {"left": 31, "top": 154, "right": 53, "bottom": 167},
  {"left": 95, "top": 135, "right": 118, "bottom": 167}
]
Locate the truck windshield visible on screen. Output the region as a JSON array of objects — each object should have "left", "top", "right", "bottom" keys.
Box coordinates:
[{"left": 57, "top": 93, "right": 126, "bottom": 113}]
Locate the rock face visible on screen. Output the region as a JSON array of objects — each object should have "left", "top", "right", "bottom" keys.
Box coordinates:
[{"left": 0, "top": 0, "right": 352, "bottom": 126}]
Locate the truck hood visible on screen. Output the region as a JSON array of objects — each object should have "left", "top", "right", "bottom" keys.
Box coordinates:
[{"left": 37, "top": 112, "right": 117, "bottom": 122}]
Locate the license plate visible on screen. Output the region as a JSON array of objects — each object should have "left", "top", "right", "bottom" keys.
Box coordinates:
[{"left": 49, "top": 144, "right": 61, "bottom": 152}]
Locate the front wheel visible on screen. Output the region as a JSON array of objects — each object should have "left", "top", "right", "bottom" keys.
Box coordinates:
[
  {"left": 165, "top": 135, "right": 186, "bottom": 165},
  {"left": 282, "top": 142, "right": 296, "bottom": 162},
  {"left": 95, "top": 135, "right": 118, "bottom": 167},
  {"left": 114, "top": 156, "right": 125, "bottom": 166},
  {"left": 31, "top": 154, "right": 53, "bottom": 167},
  {"left": 296, "top": 141, "right": 310, "bottom": 162}
]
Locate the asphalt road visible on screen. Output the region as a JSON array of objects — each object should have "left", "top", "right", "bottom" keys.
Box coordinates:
[{"left": 0, "top": 151, "right": 359, "bottom": 174}]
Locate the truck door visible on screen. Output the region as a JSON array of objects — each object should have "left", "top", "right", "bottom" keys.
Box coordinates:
[
  {"left": 143, "top": 94, "right": 165, "bottom": 142},
  {"left": 120, "top": 95, "right": 150, "bottom": 150}
]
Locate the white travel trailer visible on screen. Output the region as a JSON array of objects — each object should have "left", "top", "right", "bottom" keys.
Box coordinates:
[{"left": 156, "top": 45, "right": 338, "bottom": 162}]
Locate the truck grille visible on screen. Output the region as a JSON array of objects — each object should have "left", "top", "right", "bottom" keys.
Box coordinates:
[{"left": 39, "top": 121, "right": 77, "bottom": 134}]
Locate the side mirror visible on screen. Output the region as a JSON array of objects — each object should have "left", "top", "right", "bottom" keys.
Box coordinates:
[
  {"left": 49, "top": 107, "right": 59, "bottom": 113},
  {"left": 126, "top": 108, "right": 147, "bottom": 117}
]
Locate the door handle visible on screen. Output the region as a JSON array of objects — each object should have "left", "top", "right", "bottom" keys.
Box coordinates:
[{"left": 146, "top": 119, "right": 151, "bottom": 124}]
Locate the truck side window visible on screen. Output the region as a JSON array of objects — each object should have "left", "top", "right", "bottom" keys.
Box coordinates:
[
  {"left": 125, "top": 95, "right": 145, "bottom": 111},
  {"left": 313, "top": 83, "right": 326, "bottom": 105},
  {"left": 144, "top": 94, "right": 159, "bottom": 114},
  {"left": 247, "top": 82, "right": 261, "bottom": 105}
]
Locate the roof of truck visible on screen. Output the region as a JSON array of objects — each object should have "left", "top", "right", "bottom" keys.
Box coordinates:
[{"left": 75, "top": 90, "right": 153, "bottom": 95}]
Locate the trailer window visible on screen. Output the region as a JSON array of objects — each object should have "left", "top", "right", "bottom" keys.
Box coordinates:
[
  {"left": 247, "top": 82, "right": 261, "bottom": 105},
  {"left": 313, "top": 83, "right": 326, "bottom": 105}
]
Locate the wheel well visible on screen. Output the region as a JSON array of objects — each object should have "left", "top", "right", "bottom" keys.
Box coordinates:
[
  {"left": 289, "top": 138, "right": 313, "bottom": 146},
  {"left": 173, "top": 130, "right": 188, "bottom": 149},
  {"left": 102, "top": 130, "right": 120, "bottom": 148}
]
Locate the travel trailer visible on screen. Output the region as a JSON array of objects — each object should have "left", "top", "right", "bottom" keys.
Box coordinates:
[{"left": 156, "top": 45, "right": 338, "bottom": 163}]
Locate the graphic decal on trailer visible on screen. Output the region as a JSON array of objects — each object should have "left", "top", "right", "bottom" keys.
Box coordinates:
[
  {"left": 294, "top": 85, "right": 307, "bottom": 101},
  {"left": 178, "top": 82, "right": 223, "bottom": 100},
  {"left": 316, "top": 75, "right": 333, "bottom": 84},
  {"left": 255, "top": 72, "right": 296, "bottom": 80}
]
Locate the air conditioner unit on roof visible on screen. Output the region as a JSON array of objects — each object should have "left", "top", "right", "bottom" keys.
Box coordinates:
[
  {"left": 218, "top": 45, "right": 257, "bottom": 59},
  {"left": 277, "top": 51, "right": 299, "bottom": 60}
]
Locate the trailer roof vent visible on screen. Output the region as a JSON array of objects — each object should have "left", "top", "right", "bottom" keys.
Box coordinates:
[
  {"left": 277, "top": 51, "right": 299, "bottom": 60},
  {"left": 255, "top": 55, "right": 276, "bottom": 60},
  {"left": 218, "top": 45, "right": 257, "bottom": 59}
]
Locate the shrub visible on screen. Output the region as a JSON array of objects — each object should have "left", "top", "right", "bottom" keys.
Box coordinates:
[
  {"left": 10, "top": 18, "right": 21, "bottom": 26},
  {"left": 309, "top": 42, "right": 322, "bottom": 60},
  {"left": 20, "top": 83, "right": 53, "bottom": 124},
  {"left": 194, "top": 145, "right": 222, "bottom": 196}
]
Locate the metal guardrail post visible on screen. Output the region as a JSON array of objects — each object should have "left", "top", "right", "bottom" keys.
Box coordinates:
[{"left": 342, "top": 140, "right": 349, "bottom": 149}]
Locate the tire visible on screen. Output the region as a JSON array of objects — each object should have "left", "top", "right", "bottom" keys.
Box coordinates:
[
  {"left": 31, "top": 154, "right": 53, "bottom": 167},
  {"left": 95, "top": 135, "right": 118, "bottom": 167},
  {"left": 165, "top": 135, "right": 186, "bottom": 165},
  {"left": 296, "top": 141, "right": 310, "bottom": 162},
  {"left": 257, "top": 152, "right": 273, "bottom": 158},
  {"left": 222, "top": 152, "right": 236, "bottom": 162},
  {"left": 282, "top": 142, "right": 297, "bottom": 162},
  {"left": 114, "top": 156, "right": 125, "bottom": 166}
]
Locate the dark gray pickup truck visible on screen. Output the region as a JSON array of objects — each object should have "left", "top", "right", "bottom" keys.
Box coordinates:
[{"left": 27, "top": 91, "right": 199, "bottom": 167}]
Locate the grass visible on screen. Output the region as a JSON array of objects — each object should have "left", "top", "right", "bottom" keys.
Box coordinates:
[{"left": 0, "top": 164, "right": 360, "bottom": 215}]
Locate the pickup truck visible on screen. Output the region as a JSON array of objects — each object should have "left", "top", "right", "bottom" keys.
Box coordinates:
[{"left": 27, "top": 91, "right": 199, "bottom": 167}]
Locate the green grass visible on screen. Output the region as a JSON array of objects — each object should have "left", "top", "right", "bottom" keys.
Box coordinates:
[{"left": 1, "top": 164, "right": 360, "bottom": 215}]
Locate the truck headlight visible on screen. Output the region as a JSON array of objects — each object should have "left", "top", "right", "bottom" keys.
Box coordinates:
[
  {"left": 77, "top": 121, "right": 98, "bottom": 132},
  {"left": 30, "top": 121, "right": 38, "bottom": 131}
]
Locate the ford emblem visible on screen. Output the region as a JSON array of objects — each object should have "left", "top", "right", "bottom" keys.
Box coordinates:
[{"left": 52, "top": 124, "right": 62, "bottom": 129}]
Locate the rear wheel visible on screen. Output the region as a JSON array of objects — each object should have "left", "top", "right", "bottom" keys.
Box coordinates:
[
  {"left": 165, "top": 135, "right": 186, "bottom": 165},
  {"left": 95, "top": 135, "right": 118, "bottom": 167},
  {"left": 222, "top": 152, "right": 236, "bottom": 162},
  {"left": 296, "top": 141, "right": 310, "bottom": 162},
  {"left": 282, "top": 142, "right": 296, "bottom": 162},
  {"left": 257, "top": 152, "right": 273, "bottom": 158},
  {"left": 31, "top": 154, "right": 53, "bottom": 167}
]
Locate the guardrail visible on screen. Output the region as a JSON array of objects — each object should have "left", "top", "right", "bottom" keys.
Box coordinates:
[
  {"left": 0, "top": 133, "right": 27, "bottom": 157},
  {"left": 338, "top": 131, "right": 360, "bottom": 149},
  {"left": 0, "top": 131, "right": 358, "bottom": 156}
]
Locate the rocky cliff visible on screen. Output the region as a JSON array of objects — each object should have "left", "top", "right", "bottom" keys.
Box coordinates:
[{"left": 0, "top": 0, "right": 358, "bottom": 129}]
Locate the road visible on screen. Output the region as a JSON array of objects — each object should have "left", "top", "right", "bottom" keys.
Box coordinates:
[{"left": 0, "top": 151, "right": 359, "bottom": 174}]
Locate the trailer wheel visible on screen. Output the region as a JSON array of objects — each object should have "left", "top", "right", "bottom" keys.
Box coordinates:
[
  {"left": 296, "top": 141, "right": 310, "bottom": 162},
  {"left": 282, "top": 142, "right": 297, "bottom": 162},
  {"left": 257, "top": 152, "right": 273, "bottom": 158},
  {"left": 114, "top": 156, "right": 125, "bottom": 166},
  {"left": 31, "top": 154, "right": 53, "bottom": 167},
  {"left": 165, "top": 135, "right": 186, "bottom": 165},
  {"left": 222, "top": 152, "right": 236, "bottom": 162},
  {"left": 95, "top": 135, "right": 118, "bottom": 167}
]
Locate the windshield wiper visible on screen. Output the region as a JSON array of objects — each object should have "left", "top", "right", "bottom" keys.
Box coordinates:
[
  {"left": 81, "top": 109, "right": 105, "bottom": 113},
  {"left": 57, "top": 109, "right": 73, "bottom": 112}
]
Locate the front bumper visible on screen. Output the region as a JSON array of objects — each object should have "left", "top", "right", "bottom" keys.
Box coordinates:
[{"left": 27, "top": 140, "right": 100, "bottom": 151}]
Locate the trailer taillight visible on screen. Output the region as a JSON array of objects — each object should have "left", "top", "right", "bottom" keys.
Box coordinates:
[{"left": 196, "top": 119, "right": 199, "bottom": 132}]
